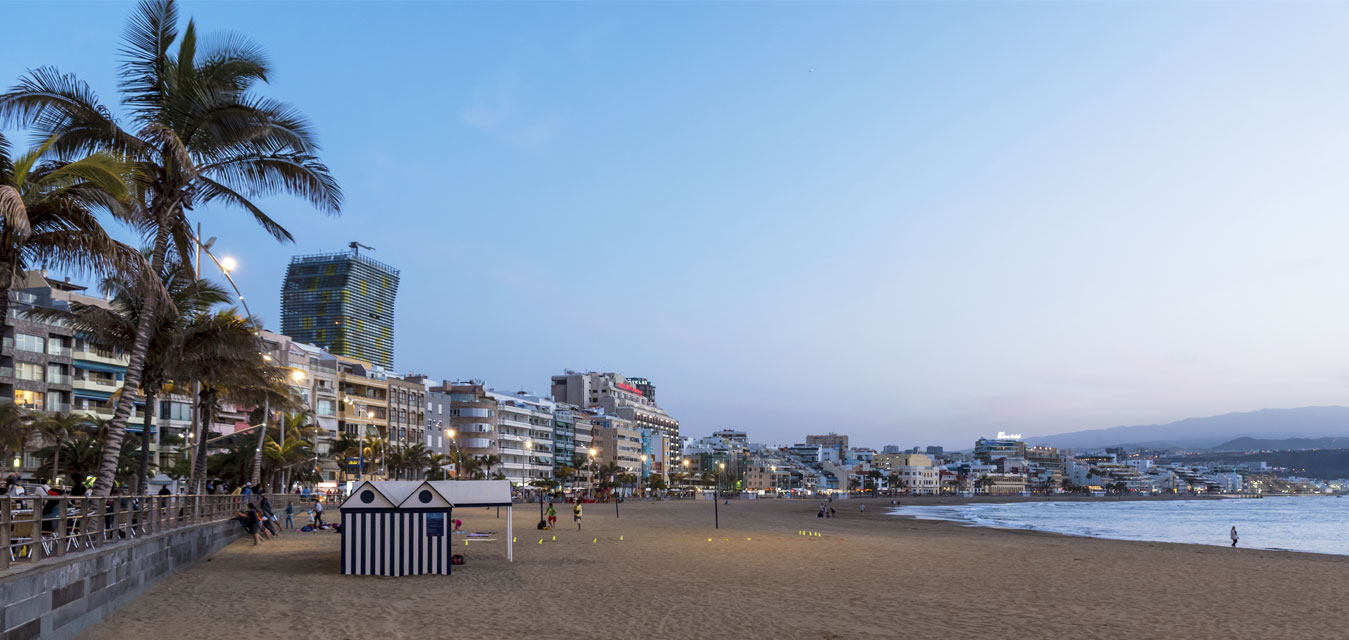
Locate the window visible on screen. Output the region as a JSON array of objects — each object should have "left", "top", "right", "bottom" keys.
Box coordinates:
[
  {"left": 159, "top": 401, "right": 192, "bottom": 421},
  {"left": 47, "top": 337, "right": 69, "bottom": 356},
  {"left": 15, "top": 362, "right": 43, "bottom": 381},
  {"left": 14, "top": 333, "right": 44, "bottom": 353},
  {"left": 317, "top": 399, "right": 336, "bottom": 417},
  {"left": 14, "top": 389, "right": 43, "bottom": 410}
]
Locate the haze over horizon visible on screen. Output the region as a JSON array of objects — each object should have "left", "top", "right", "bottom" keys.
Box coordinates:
[{"left": 6, "top": 1, "right": 1349, "bottom": 449}]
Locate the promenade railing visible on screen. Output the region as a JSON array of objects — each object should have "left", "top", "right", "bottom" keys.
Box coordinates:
[{"left": 0, "top": 493, "right": 327, "bottom": 572}]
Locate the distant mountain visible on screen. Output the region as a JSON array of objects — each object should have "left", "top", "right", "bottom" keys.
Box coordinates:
[
  {"left": 1030, "top": 406, "right": 1349, "bottom": 450},
  {"left": 1209, "top": 436, "right": 1349, "bottom": 452}
]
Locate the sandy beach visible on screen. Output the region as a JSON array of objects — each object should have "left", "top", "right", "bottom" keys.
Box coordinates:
[{"left": 80, "top": 498, "right": 1349, "bottom": 640}]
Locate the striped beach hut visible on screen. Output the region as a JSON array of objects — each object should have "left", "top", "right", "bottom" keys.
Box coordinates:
[{"left": 340, "top": 480, "right": 454, "bottom": 576}]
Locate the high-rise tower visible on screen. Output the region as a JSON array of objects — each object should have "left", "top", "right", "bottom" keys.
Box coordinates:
[{"left": 280, "top": 247, "right": 400, "bottom": 368}]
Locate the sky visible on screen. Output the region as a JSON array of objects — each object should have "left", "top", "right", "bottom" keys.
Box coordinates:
[{"left": 4, "top": 1, "right": 1349, "bottom": 448}]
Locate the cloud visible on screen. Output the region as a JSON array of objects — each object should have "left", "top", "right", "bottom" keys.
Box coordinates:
[{"left": 460, "top": 72, "right": 562, "bottom": 150}]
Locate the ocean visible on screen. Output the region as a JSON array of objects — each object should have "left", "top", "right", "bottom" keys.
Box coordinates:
[{"left": 891, "top": 496, "right": 1349, "bottom": 556}]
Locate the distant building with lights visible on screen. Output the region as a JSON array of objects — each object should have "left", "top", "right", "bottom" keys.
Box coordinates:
[{"left": 280, "top": 248, "right": 400, "bottom": 369}]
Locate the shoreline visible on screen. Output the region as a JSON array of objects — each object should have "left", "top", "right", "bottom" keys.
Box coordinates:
[{"left": 883, "top": 495, "right": 1349, "bottom": 558}]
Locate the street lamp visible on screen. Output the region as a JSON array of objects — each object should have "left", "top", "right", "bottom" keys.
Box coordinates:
[
  {"left": 714, "top": 461, "right": 725, "bottom": 528},
  {"left": 639, "top": 454, "right": 648, "bottom": 498},
  {"left": 219, "top": 256, "right": 237, "bottom": 273},
  {"left": 444, "top": 428, "right": 458, "bottom": 479},
  {"left": 588, "top": 448, "right": 597, "bottom": 499}
]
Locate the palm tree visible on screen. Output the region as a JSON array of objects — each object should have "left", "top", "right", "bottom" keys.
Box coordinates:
[
  {"left": 476, "top": 454, "right": 502, "bottom": 481},
  {"left": 384, "top": 445, "right": 407, "bottom": 481},
  {"left": 333, "top": 432, "right": 362, "bottom": 481},
  {"left": 31, "top": 259, "right": 230, "bottom": 493},
  {"left": 426, "top": 453, "right": 450, "bottom": 480},
  {"left": 262, "top": 436, "right": 311, "bottom": 490},
  {"left": 0, "top": 402, "right": 33, "bottom": 471},
  {"left": 32, "top": 412, "right": 86, "bottom": 486},
  {"left": 556, "top": 464, "right": 576, "bottom": 488},
  {"left": 400, "top": 443, "right": 430, "bottom": 481},
  {"left": 0, "top": 0, "right": 342, "bottom": 496},
  {"left": 173, "top": 309, "right": 291, "bottom": 492},
  {"left": 0, "top": 133, "right": 139, "bottom": 324}
]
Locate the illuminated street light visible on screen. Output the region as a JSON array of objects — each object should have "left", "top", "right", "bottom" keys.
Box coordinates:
[
  {"left": 291, "top": 369, "right": 306, "bottom": 382},
  {"left": 219, "top": 256, "right": 237, "bottom": 272}
]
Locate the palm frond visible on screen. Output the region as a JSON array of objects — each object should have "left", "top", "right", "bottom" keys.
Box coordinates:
[
  {"left": 118, "top": 0, "right": 178, "bottom": 121},
  {"left": 0, "top": 186, "right": 27, "bottom": 238},
  {"left": 193, "top": 176, "right": 293, "bottom": 242},
  {"left": 0, "top": 67, "right": 140, "bottom": 159}
]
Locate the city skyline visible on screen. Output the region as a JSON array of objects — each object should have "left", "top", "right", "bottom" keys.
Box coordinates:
[{"left": 6, "top": 1, "right": 1349, "bottom": 448}]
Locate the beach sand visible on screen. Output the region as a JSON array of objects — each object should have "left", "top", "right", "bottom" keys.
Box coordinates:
[{"left": 80, "top": 498, "right": 1348, "bottom": 640}]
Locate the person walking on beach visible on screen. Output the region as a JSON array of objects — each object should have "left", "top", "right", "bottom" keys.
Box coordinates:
[
  {"left": 285, "top": 501, "right": 295, "bottom": 529},
  {"left": 312, "top": 499, "right": 325, "bottom": 528},
  {"left": 1230, "top": 526, "right": 1239, "bottom": 547},
  {"left": 546, "top": 502, "right": 557, "bottom": 529},
  {"left": 574, "top": 501, "right": 583, "bottom": 530}
]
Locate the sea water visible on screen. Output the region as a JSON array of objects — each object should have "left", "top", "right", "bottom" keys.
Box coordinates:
[{"left": 891, "top": 496, "right": 1349, "bottom": 556}]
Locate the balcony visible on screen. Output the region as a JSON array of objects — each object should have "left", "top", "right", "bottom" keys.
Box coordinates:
[
  {"left": 46, "top": 372, "right": 71, "bottom": 385},
  {"left": 73, "top": 377, "right": 119, "bottom": 390},
  {"left": 72, "top": 348, "right": 126, "bottom": 366},
  {"left": 46, "top": 402, "right": 71, "bottom": 413},
  {"left": 47, "top": 344, "right": 72, "bottom": 358}
]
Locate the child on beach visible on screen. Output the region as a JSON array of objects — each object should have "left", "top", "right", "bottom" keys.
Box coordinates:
[
  {"left": 574, "top": 502, "right": 583, "bottom": 530},
  {"left": 546, "top": 502, "right": 557, "bottom": 528}
]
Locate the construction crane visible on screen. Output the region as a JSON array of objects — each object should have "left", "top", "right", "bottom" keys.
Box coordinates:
[{"left": 349, "top": 241, "right": 375, "bottom": 256}]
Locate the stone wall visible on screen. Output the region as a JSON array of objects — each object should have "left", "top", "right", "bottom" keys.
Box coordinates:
[{"left": 0, "top": 519, "right": 241, "bottom": 640}]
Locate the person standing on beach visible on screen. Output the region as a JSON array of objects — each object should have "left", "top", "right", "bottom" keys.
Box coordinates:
[
  {"left": 285, "top": 501, "right": 295, "bottom": 529},
  {"left": 1230, "top": 526, "right": 1239, "bottom": 547},
  {"left": 574, "top": 501, "right": 583, "bottom": 530},
  {"left": 312, "top": 499, "right": 325, "bottom": 527}
]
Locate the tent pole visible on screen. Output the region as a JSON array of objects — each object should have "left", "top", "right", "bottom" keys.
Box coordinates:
[{"left": 506, "top": 506, "right": 513, "bottom": 562}]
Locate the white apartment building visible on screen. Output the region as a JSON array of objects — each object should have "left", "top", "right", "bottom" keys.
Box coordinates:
[
  {"left": 490, "top": 390, "right": 555, "bottom": 484},
  {"left": 874, "top": 453, "right": 940, "bottom": 494}
]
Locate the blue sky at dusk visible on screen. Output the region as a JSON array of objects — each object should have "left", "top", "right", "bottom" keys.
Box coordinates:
[{"left": 5, "top": 1, "right": 1349, "bottom": 448}]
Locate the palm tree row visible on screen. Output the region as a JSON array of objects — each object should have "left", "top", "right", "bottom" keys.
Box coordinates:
[{"left": 0, "top": 0, "right": 341, "bottom": 497}]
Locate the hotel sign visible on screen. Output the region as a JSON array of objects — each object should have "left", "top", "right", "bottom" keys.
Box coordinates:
[{"left": 615, "top": 381, "right": 644, "bottom": 396}]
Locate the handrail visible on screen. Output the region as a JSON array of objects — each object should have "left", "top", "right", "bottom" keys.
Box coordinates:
[{"left": 0, "top": 494, "right": 336, "bottom": 572}]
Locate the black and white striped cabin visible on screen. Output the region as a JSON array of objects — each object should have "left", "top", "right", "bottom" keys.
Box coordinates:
[
  {"left": 340, "top": 481, "right": 454, "bottom": 576},
  {"left": 339, "top": 480, "right": 515, "bottom": 576}
]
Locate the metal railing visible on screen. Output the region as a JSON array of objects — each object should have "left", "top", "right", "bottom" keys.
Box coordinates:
[{"left": 0, "top": 493, "right": 332, "bottom": 572}]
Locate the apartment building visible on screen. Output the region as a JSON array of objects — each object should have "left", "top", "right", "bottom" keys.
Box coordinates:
[
  {"left": 551, "top": 371, "right": 680, "bottom": 467},
  {"left": 442, "top": 382, "right": 497, "bottom": 461},
  {"left": 873, "top": 453, "right": 940, "bottom": 495},
  {"left": 386, "top": 375, "right": 425, "bottom": 447},
  {"left": 590, "top": 412, "right": 643, "bottom": 477},
  {"left": 490, "top": 390, "right": 554, "bottom": 485}
]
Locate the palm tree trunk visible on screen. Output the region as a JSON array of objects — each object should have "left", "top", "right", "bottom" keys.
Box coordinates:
[
  {"left": 0, "top": 260, "right": 16, "bottom": 333},
  {"left": 138, "top": 391, "right": 155, "bottom": 494},
  {"left": 91, "top": 223, "right": 172, "bottom": 497},
  {"left": 52, "top": 438, "right": 62, "bottom": 487},
  {"left": 250, "top": 397, "right": 268, "bottom": 488},
  {"left": 191, "top": 390, "right": 216, "bottom": 493}
]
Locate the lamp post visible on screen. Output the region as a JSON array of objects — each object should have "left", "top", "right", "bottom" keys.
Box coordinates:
[
  {"left": 715, "top": 461, "right": 724, "bottom": 528},
  {"left": 367, "top": 410, "right": 377, "bottom": 480},
  {"left": 588, "top": 448, "right": 597, "bottom": 500},
  {"left": 445, "top": 428, "right": 458, "bottom": 479},
  {"left": 682, "top": 458, "right": 690, "bottom": 497},
  {"left": 639, "top": 454, "right": 648, "bottom": 498},
  {"left": 526, "top": 440, "right": 544, "bottom": 522}
]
